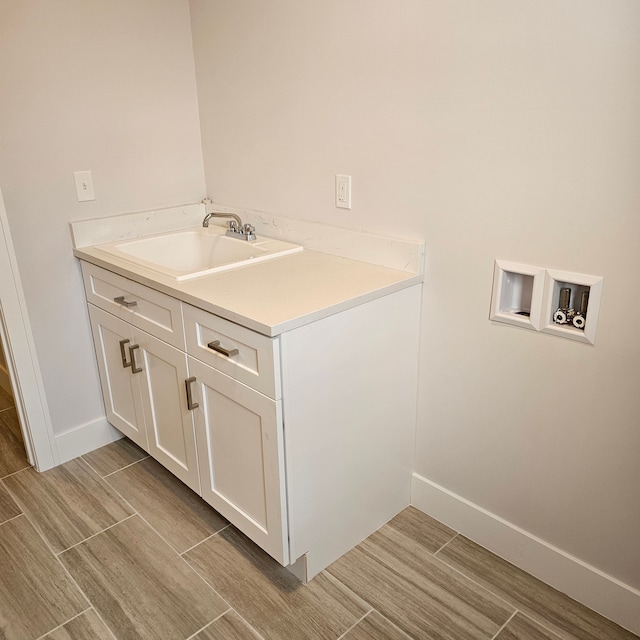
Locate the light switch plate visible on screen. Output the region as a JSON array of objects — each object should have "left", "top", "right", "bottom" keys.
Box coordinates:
[
  {"left": 335, "top": 174, "right": 351, "bottom": 209},
  {"left": 74, "top": 170, "right": 95, "bottom": 202}
]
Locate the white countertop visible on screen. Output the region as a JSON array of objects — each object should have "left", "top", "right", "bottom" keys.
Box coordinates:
[
  {"left": 71, "top": 203, "right": 424, "bottom": 336},
  {"left": 73, "top": 244, "right": 423, "bottom": 336}
]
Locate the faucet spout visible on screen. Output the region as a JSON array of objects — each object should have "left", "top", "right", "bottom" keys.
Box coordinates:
[
  {"left": 202, "top": 211, "right": 243, "bottom": 229},
  {"left": 202, "top": 211, "right": 256, "bottom": 241}
]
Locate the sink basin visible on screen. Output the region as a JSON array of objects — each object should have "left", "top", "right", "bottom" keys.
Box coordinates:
[{"left": 94, "top": 227, "right": 303, "bottom": 280}]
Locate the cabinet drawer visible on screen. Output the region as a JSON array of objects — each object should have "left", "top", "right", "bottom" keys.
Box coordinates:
[
  {"left": 81, "top": 262, "right": 185, "bottom": 349},
  {"left": 183, "top": 303, "right": 281, "bottom": 399}
]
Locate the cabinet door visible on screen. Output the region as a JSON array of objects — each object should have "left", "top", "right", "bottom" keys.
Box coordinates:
[
  {"left": 188, "top": 357, "right": 288, "bottom": 565},
  {"left": 88, "top": 305, "right": 148, "bottom": 450},
  {"left": 135, "top": 329, "right": 200, "bottom": 494}
]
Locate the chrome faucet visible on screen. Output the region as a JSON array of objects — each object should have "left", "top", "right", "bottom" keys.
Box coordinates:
[
  {"left": 202, "top": 211, "right": 243, "bottom": 229},
  {"left": 202, "top": 211, "right": 256, "bottom": 241}
]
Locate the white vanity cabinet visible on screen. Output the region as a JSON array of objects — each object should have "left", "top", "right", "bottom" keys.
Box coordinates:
[{"left": 81, "top": 259, "right": 422, "bottom": 580}]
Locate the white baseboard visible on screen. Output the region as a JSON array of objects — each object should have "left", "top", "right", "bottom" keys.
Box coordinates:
[
  {"left": 54, "top": 417, "right": 123, "bottom": 465},
  {"left": 411, "top": 473, "right": 640, "bottom": 636}
]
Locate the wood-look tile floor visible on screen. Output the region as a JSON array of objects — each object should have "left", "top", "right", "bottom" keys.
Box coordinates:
[{"left": 0, "top": 400, "right": 637, "bottom": 640}]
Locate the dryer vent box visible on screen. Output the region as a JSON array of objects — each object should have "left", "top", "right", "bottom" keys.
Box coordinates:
[{"left": 490, "top": 261, "right": 544, "bottom": 331}]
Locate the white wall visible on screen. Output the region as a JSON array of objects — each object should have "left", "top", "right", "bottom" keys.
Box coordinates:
[
  {"left": 0, "top": 0, "right": 205, "bottom": 437},
  {"left": 190, "top": 0, "right": 640, "bottom": 605}
]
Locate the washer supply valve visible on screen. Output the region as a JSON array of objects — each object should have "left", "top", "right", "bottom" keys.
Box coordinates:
[
  {"left": 571, "top": 290, "right": 589, "bottom": 330},
  {"left": 553, "top": 287, "right": 575, "bottom": 326},
  {"left": 553, "top": 287, "right": 588, "bottom": 330}
]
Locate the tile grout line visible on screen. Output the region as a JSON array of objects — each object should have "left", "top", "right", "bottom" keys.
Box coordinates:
[
  {"left": 432, "top": 531, "right": 460, "bottom": 555},
  {"left": 335, "top": 611, "right": 370, "bottom": 640},
  {"left": 121, "top": 508, "right": 190, "bottom": 556},
  {"left": 183, "top": 608, "right": 232, "bottom": 640},
  {"left": 183, "top": 608, "right": 269, "bottom": 640},
  {"left": 179, "top": 542, "right": 239, "bottom": 615},
  {"left": 76, "top": 455, "right": 102, "bottom": 478},
  {"left": 81, "top": 452, "right": 150, "bottom": 480},
  {"left": 87, "top": 606, "right": 120, "bottom": 640},
  {"left": 0, "top": 456, "right": 32, "bottom": 481},
  {"left": 321, "top": 568, "right": 407, "bottom": 640},
  {"left": 367, "top": 609, "right": 416, "bottom": 640},
  {"left": 0, "top": 464, "right": 33, "bottom": 482},
  {"left": 0, "top": 511, "right": 26, "bottom": 528},
  {"left": 489, "top": 610, "right": 518, "bottom": 640},
  {"left": 180, "top": 522, "right": 232, "bottom": 555},
  {"left": 511, "top": 610, "right": 567, "bottom": 640},
  {"left": 0, "top": 465, "right": 32, "bottom": 482},
  {"left": 231, "top": 610, "right": 268, "bottom": 640},
  {"left": 33, "top": 607, "right": 93, "bottom": 640},
  {"left": 102, "top": 454, "right": 150, "bottom": 477},
  {"left": 335, "top": 608, "right": 417, "bottom": 640},
  {"left": 322, "top": 567, "right": 375, "bottom": 614},
  {"left": 431, "top": 544, "right": 519, "bottom": 614},
  {"left": 37, "top": 606, "right": 121, "bottom": 640},
  {"left": 56, "top": 513, "right": 137, "bottom": 556}
]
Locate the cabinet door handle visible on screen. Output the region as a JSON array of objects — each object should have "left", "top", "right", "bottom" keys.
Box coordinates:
[
  {"left": 119, "top": 338, "right": 132, "bottom": 368},
  {"left": 128, "top": 344, "right": 142, "bottom": 373},
  {"left": 207, "top": 340, "right": 239, "bottom": 357},
  {"left": 185, "top": 376, "right": 199, "bottom": 410},
  {"left": 114, "top": 295, "right": 137, "bottom": 308}
]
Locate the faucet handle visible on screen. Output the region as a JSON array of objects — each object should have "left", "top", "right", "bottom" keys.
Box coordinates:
[
  {"left": 242, "top": 224, "right": 256, "bottom": 240},
  {"left": 228, "top": 220, "right": 239, "bottom": 232}
]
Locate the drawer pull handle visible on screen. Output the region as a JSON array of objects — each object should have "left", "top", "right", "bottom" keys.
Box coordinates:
[
  {"left": 128, "top": 344, "right": 142, "bottom": 373},
  {"left": 207, "top": 340, "right": 239, "bottom": 357},
  {"left": 185, "top": 376, "right": 199, "bottom": 410},
  {"left": 114, "top": 295, "right": 137, "bottom": 308},
  {"left": 119, "top": 338, "right": 132, "bottom": 368}
]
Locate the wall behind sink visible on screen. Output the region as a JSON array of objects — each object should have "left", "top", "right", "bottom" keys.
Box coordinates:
[
  {"left": 189, "top": 0, "right": 640, "bottom": 631},
  {"left": 0, "top": 1, "right": 205, "bottom": 450}
]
